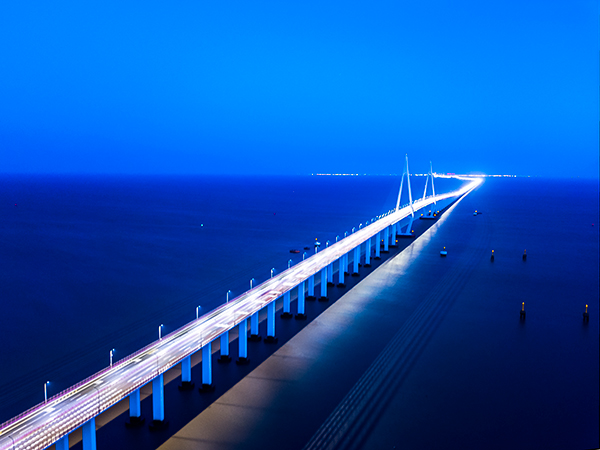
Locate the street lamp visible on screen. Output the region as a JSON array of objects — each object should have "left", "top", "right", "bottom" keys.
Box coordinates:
[
  {"left": 110, "top": 349, "right": 115, "bottom": 368},
  {"left": 227, "top": 290, "right": 232, "bottom": 303},
  {"left": 271, "top": 268, "right": 275, "bottom": 278},
  {"left": 44, "top": 381, "right": 49, "bottom": 403},
  {"left": 352, "top": 227, "right": 355, "bottom": 234},
  {"left": 159, "top": 324, "right": 164, "bottom": 340},
  {"left": 303, "top": 252, "right": 307, "bottom": 260},
  {"left": 344, "top": 232, "right": 348, "bottom": 238},
  {"left": 326, "top": 240, "right": 330, "bottom": 248},
  {"left": 359, "top": 223, "right": 363, "bottom": 229},
  {"left": 336, "top": 235, "right": 339, "bottom": 242},
  {"left": 196, "top": 305, "right": 201, "bottom": 319},
  {"left": 250, "top": 278, "right": 255, "bottom": 289},
  {"left": 288, "top": 259, "right": 292, "bottom": 269}
]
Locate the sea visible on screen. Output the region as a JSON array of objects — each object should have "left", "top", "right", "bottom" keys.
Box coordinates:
[{"left": 0, "top": 175, "right": 598, "bottom": 448}]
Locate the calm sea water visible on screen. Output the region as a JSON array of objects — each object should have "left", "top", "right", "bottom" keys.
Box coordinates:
[
  {"left": 0, "top": 175, "right": 597, "bottom": 449},
  {"left": 0, "top": 174, "right": 461, "bottom": 422}
]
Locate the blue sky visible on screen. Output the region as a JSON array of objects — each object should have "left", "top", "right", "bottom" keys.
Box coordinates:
[{"left": 1, "top": 0, "right": 598, "bottom": 177}]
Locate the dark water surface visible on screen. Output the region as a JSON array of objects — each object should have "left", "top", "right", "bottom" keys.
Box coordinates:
[
  {"left": 0, "top": 175, "right": 598, "bottom": 450},
  {"left": 0, "top": 174, "right": 459, "bottom": 422}
]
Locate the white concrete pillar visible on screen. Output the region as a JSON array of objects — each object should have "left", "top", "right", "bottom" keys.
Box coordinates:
[
  {"left": 308, "top": 275, "right": 315, "bottom": 297},
  {"left": 353, "top": 245, "right": 360, "bottom": 274},
  {"left": 267, "top": 301, "right": 275, "bottom": 337},
  {"left": 283, "top": 291, "right": 291, "bottom": 313},
  {"left": 384, "top": 227, "right": 390, "bottom": 252},
  {"left": 220, "top": 331, "right": 229, "bottom": 357},
  {"left": 366, "top": 238, "right": 371, "bottom": 265},
  {"left": 375, "top": 232, "right": 381, "bottom": 258}
]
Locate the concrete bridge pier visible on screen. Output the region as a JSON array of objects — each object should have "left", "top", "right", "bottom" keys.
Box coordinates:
[
  {"left": 56, "top": 435, "right": 69, "bottom": 450},
  {"left": 391, "top": 223, "right": 397, "bottom": 246},
  {"left": 352, "top": 245, "right": 360, "bottom": 276},
  {"left": 125, "top": 388, "right": 144, "bottom": 427},
  {"left": 319, "top": 268, "right": 328, "bottom": 301},
  {"left": 265, "top": 301, "right": 278, "bottom": 343},
  {"left": 307, "top": 275, "right": 316, "bottom": 300},
  {"left": 296, "top": 281, "right": 307, "bottom": 319},
  {"left": 236, "top": 319, "right": 249, "bottom": 364},
  {"left": 150, "top": 374, "right": 166, "bottom": 428},
  {"left": 327, "top": 263, "right": 333, "bottom": 285},
  {"left": 82, "top": 418, "right": 96, "bottom": 450},
  {"left": 178, "top": 356, "right": 194, "bottom": 390},
  {"left": 365, "top": 238, "right": 372, "bottom": 267},
  {"left": 375, "top": 232, "right": 381, "bottom": 259},
  {"left": 199, "top": 343, "right": 214, "bottom": 392},
  {"left": 218, "top": 332, "right": 231, "bottom": 363},
  {"left": 281, "top": 291, "right": 293, "bottom": 318},
  {"left": 337, "top": 256, "right": 346, "bottom": 287},
  {"left": 249, "top": 311, "right": 261, "bottom": 341},
  {"left": 383, "top": 227, "right": 390, "bottom": 252}
]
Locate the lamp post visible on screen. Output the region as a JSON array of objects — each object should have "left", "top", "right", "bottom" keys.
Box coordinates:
[
  {"left": 336, "top": 235, "right": 339, "bottom": 242},
  {"left": 326, "top": 240, "right": 330, "bottom": 248},
  {"left": 352, "top": 227, "right": 355, "bottom": 234},
  {"left": 303, "top": 252, "right": 307, "bottom": 260},
  {"left": 44, "top": 381, "right": 49, "bottom": 403},
  {"left": 271, "top": 268, "right": 275, "bottom": 278},
  {"left": 227, "top": 290, "right": 232, "bottom": 303},
  {"left": 250, "top": 278, "right": 255, "bottom": 289},
  {"left": 196, "top": 305, "right": 201, "bottom": 319},
  {"left": 159, "top": 324, "right": 164, "bottom": 341},
  {"left": 110, "top": 349, "right": 115, "bottom": 368},
  {"left": 288, "top": 259, "right": 292, "bottom": 269}
]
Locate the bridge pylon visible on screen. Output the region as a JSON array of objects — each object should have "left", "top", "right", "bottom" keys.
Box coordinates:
[
  {"left": 395, "top": 154, "right": 415, "bottom": 236},
  {"left": 419, "top": 161, "right": 438, "bottom": 220}
]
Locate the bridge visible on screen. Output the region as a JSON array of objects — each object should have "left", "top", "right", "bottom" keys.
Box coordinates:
[{"left": 0, "top": 160, "right": 482, "bottom": 450}]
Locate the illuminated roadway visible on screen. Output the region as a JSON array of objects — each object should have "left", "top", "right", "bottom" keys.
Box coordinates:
[{"left": 0, "top": 176, "right": 482, "bottom": 450}]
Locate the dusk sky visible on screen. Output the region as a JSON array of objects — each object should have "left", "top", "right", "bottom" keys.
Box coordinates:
[{"left": 1, "top": 1, "right": 597, "bottom": 177}]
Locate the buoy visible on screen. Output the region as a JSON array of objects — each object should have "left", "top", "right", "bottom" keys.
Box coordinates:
[
  {"left": 440, "top": 247, "right": 447, "bottom": 257},
  {"left": 490, "top": 250, "right": 495, "bottom": 262},
  {"left": 520, "top": 302, "right": 526, "bottom": 319},
  {"left": 473, "top": 210, "right": 477, "bottom": 216},
  {"left": 522, "top": 249, "right": 527, "bottom": 261},
  {"left": 583, "top": 304, "right": 589, "bottom": 323}
]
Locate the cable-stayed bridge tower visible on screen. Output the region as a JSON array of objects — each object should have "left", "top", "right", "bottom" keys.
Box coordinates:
[{"left": 420, "top": 161, "right": 438, "bottom": 220}]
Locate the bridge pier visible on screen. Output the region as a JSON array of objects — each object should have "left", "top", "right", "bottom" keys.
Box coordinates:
[
  {"left": 296, "top": 281, "right": 307, "bottom": 319},
  {"left": 281, "top": 291, "right": 293, "bottom": 318},
  {"left": 199, "top": 343, "right": 214, "bottom": 391},
  {"left": 352, "top": 245, "right": 360, "bottom": 276},
  {"left": 391, "top": 223, "right": 397, "bottom": 246},
  {"left": 337, "top": 256, "right": 346, "bottom": 287},
  {"left": 327, "top": 263, "right": 333, "bottom": 285},
  {"left": 249, "top": 311, "right": 261, "bottom": 341},
  {"left": 82, "top": 418, "right": 96, "bottom": 450},
  {"left": 178, "top": 356, "right": 194, "bottom": 390},
  {"left": 237, "top": 319, "right": 249, "bottom": 364},
  {"left": 319, "top": 268, "right": 328, "bottom": 301},
  {"left": 151, "top": 374, "right": 166, "bottom": 425},
  {"left": 56, "top": 435, "right": 69, "bottom": 450},
  {"left": 375, "top": 232, "right": 381, "bottom": 259},
  {"left": 125, "top": 388, "right": 144, "bottom": 427},
  {"left": 265, "top": 301, "right": 278, "bottom": 343},
  {"left": 365, "top": 238, "right": 371, "bottom": 267},
  {"left": 307, "top": 275, "right": 315, "bottom": 300},
  {"left": 383, "top": 227, "right": 390, "bottom": 252},
  {"left": 219, "top": 332, "right": 231, "bottom": 362}
]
